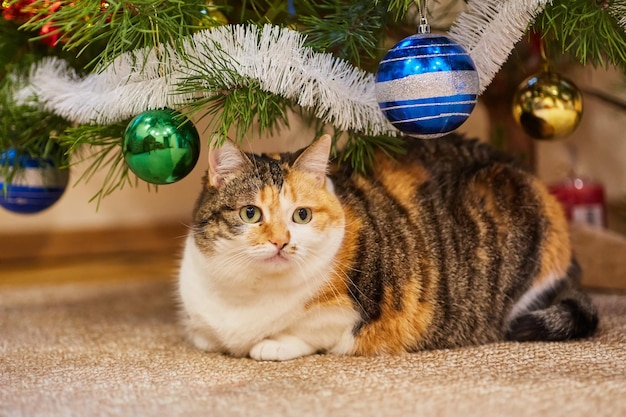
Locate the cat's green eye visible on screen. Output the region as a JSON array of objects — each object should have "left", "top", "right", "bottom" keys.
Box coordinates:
[
  {"left": 239, "top": 205, "right": 262, "bottom": 223},
  {"left": 293, "top": 207, "right": 312, "bottom": 224}
]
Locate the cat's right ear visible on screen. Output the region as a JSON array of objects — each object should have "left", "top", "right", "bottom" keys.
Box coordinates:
[
  {"left": 208, "top": 139, "right": 249, "bottom": 188},
  {"left": 293, "top": 134, "right": 332, "bottom": 187}
]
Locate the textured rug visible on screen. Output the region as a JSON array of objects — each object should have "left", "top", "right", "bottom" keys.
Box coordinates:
[{"left": 1, "top": 277, "right": 625, "bottom": 417}]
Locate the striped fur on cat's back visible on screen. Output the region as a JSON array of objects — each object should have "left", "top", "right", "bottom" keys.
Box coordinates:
[{"left": 177, "top": 134, "right": 598, "bottom": 360}]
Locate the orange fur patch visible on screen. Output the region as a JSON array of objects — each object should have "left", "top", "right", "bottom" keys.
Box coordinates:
[
  {"left": 284, "top": 170, "right": 345, "bottom": 230},
  {"left": 253, "top": 185, "right": 288, "bottom": 246},
  {"left": 352, "top": 273, "right": 436, "bottom": 355},
  {"left": 531, "top": 178, "right": 572, "bottom": 286},
  {"left": 470, "top": 170, "right": 571, "bottom": 288},
  {"left": 310, "top": 204, "right": 362, "bottom": 306},
  {"left": 333, "top": 202, "right": 437, "bottom": 356},
  {"left": 373, "top": 152, "right": 430, "bottom": 207},
  {"left": 318, "top": 152, "right": 438, "bottom": 355}
]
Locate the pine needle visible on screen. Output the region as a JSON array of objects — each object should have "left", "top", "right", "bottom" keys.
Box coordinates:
[{"left": 538, "top": 0, "right": 626, "bottom": 71}]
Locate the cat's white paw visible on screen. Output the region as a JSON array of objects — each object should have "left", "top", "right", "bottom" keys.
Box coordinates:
[{"left": 249, "top": 336, "right": 316, "bottom": 361}]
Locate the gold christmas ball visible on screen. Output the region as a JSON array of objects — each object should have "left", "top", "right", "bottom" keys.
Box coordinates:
[
  {"left": 197, "top": 2, "right": 228, "bottom": 28},
  {"left": 512, "top": 71, "right": 583, "bottom": 140}
]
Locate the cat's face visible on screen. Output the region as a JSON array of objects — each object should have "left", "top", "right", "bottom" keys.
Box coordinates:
[
  {"left": 193, "top": 135, "right": 345, "bottom": 278},
  {"left": 231, "top": 172, "right": 343, "bottom": 273}
]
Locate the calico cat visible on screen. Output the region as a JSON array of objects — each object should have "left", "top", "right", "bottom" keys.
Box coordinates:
[{"left": 177, "top": 134, "right": 598, "bottom": 361}]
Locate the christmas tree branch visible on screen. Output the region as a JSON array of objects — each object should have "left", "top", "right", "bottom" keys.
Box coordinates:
[
  {"left": 297, "top": 1, "right": 390, "bottom": 69},
  {"left": 3, "top": 0, "right": 625, "bottom": 206},
  {"left": 182, "top": 84, "right": 292, "bottom": 146},
  {"left": 56, "top": 121, "right": 142, "bottom": 206},
  {"left": 18, "top": 0, "right": 211, "bottom": 70},
  {"left": 338, "top": 132, "right": 406, "bottom": 173},
  {"left": 0, "top": 73, "right": 71, "bottom": 184},
  {"left": 538, "top": 0, "right": 626, "bottom": 70},
  {"left": 379, "top": 0, "right": 418, "bottom": 15}
]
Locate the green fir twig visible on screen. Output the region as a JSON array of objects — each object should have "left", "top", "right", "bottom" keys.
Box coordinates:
[
  {"left": 175, "top": 37, "right": 291, "bottom": 145},
  {"left": 55, "top": 121, "right": 142, "bottom": 207},
  {"left": 0, "top": 74, "right": 71, "bottom": 185},
  {"left": 538, "top": 0, "right": 626, "bottom": 71},
  {"left": 298, "top": 1, "right": 390, "bottom": 69},
  {"left": 17, "top": 0, "right": 213, "bottom": 70},
  {"left": 338, "top": 132, "right": 405, "bottom": 173}
]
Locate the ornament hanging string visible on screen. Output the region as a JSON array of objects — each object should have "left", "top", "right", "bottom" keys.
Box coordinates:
[
  {"left": 538, "top": 36, "right": 552, "bottom": 73},
  {"left": 415, "top": 0, "right": 430, "bottom": 34},
  {"left": 415, "top": 0, "right": 426, "bottom": 21}
]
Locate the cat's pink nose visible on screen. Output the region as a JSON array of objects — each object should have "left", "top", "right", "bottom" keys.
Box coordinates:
[{"left": 270, "top": 238, "right": 289, "bottom": 250}]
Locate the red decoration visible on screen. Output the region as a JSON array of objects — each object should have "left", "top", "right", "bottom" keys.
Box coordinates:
[
  {"left": 549, "top": 175, "right": 606, "bottom": 228},
  {"left": 38, "top": 1, "right": 62, "bottom": 46},
  {"left": 2, "top": 0, "right": 64, "bottom": 47},
  {"left": 38, "top": 20, "right": 60, "bottom": 47},
  {"left": 2, "top": 0, "right": 36, "bottom": 22}
]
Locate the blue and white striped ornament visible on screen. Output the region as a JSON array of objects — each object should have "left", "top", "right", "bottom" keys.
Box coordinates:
[
  {"left": 0, "top": 149, "right": 69, "bottom": 214},
  {"left": 375, "top": 27, "right": 479, "bottom": 139}
]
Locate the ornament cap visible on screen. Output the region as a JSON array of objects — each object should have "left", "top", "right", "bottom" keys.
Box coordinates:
[{"left": 417, "top": 17, "right": 430, "bottom": 34}]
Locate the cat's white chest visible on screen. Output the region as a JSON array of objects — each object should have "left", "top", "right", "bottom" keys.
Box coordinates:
[{"left": 178, "top": 234, "right": 340, "bottom": 357}]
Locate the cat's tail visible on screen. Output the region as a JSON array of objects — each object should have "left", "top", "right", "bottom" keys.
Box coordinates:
[{"left": 505, "top": 259, "right": 599, "bottom": 342}]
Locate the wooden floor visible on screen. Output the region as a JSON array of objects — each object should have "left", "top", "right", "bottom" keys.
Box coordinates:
[{"left": 1, "top": 224, "right": 186, "bottom": 287}]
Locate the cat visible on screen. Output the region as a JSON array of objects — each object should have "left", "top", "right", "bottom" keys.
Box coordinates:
[{"left": 177, "top": 133, "right": 598, "bottom": 361}]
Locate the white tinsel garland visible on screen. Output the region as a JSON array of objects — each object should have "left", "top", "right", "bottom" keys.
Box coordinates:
[
  {"left": 448, "top": 0, "right": 551, "bottom": 94},
  {"left": 17, "top": 24, "right": 396, "bottom": 135},
  {"left": 611, "top": 2, "right": 626, "bottom": 31}
]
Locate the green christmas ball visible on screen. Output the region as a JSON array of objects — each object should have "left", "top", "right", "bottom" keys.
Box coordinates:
[{"left": 123, "top": 108, "right": 200, "bottom": 184}]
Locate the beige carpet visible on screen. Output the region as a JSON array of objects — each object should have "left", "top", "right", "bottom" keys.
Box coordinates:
[{"left": 1, "top": 276, "right": 625, "bottom": 417}]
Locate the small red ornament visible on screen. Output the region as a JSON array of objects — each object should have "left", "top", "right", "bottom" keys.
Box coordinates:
[
  {"left": 38, "top": 20, "right": 61, "bottom": 47},
  {"left": 2, "top": 0, "right": 64, "bottom": 46},
  {"left": 100, "top": 1, "right": 114, "bottom": 23},
  {"left": 2, "top": 0, "right": 36, "bottom": 22},
  {"left": 549, "top": 175, "right": 606, "bottom": 228}
]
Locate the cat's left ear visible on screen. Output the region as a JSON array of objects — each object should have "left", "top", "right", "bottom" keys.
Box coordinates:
[
  {"left": 208, "top": 139, "right": 250, "bottom": 188},
  {"left": 293, "top": 134, "right": 332, "bottom": 187}
]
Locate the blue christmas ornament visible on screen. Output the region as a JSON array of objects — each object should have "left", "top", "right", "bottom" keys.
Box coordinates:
[
  {"left": 375, "top": 21, "right": 479, "bottom": 139},
  {"left": 0, "top": 149, "right": 69, "bottom": 214}
]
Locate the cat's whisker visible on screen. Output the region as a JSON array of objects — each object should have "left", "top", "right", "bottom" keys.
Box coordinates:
[
  {"left": 300, "top": 249, "right": 371, "bottom": 314},
  {"left": 185, "top": 224, "right": 209, "bottom": 239},
  {"left": 201, "top": 247, "right": 256, "bottom": 275},
  {"left": 291, "top": 257, "right": 322, "bottom": 300},
  {"left": 330, "top": 265, "right": 372, "bottom": 317}
]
